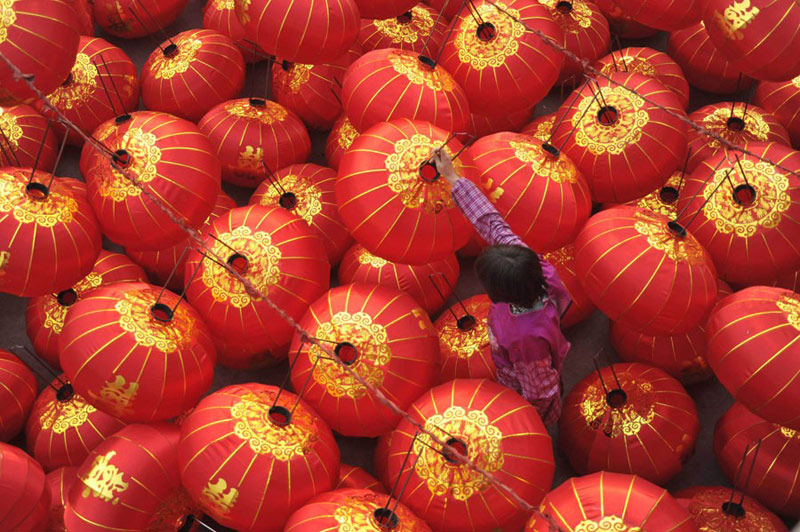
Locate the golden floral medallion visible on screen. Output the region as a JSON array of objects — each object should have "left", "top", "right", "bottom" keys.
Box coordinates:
[
  {"left": 388, "top": 50, "right": 455, "bottom": 92},
  {"left": 539, "top": 0, "right": 592, "bottom": 33},
  {"left": 687, "top": 487, "right": 775, "bottom": 532},
  {"left": 274, "top": 63, "right": 313, "bottom": 94},
  {"left": 780, "top": 426, "right": 799, "bottom": 439},
  {"left": 0, "top": 171, "right": 78, "bottom": 227},
  {"left": 337, "top": 116, "right": 359, "bottom": 150},
  {"left": 543, "top": 244, "right": 574, "bottom": 268},
  {"left": 49, "top": 53, "right": 98, "bottom": 109},
  {"left": 712, "top": 0, "right": 760, "bottom": 41},
  {"left": 96, "top": 127, "right": 162, "bottom": 201},
  {"left": 575, "top": 515, "right": 640, "bottom": 532},
  {"left": 529, "top": 116, "right": 555, "bottom": 143},
  {"left": 633, "top": 209, "right": 706, "bottom": 265},
  {"left": 202, "top": 478, "right": 239, "bottom": 515},
  {"left": 255, "top": 172, "right": 322, "bottom": 224},
  {"left": 88, "top": 375, "right": 139, "bottom": 418},
  {"left": 385, "top": 133, "right": 458, "bottom": 213},
  {"left": 373, "top": 6, "right": 435, "bottom": 44},
  {"left": 437, "top": 298, "right": 490, "bottom": 359},
  {"left": 792, "top": 76, "right": 800, "bottom": 89},
  {"left": 356, "top": 246, "right": 388, "bottom": 268},
  {"left": 149, "top": 36, "right": 203, "bottom": 80},
  {"left": 580, "top": 373, "right": 655, "bottom": 437},
  {"left": 702, "top": 107, "right": 769, "bottom": 149},
  {"left": 81, "top": 451, "right": 129, "bottom": 505},
  {"left": 598, "top": 55, "right": 656, "bottom": 78},
  {"left": 115, "top": 289, "right": 193, "bottom": 352},
  {"left": 212, "top": 0, "right": 235, "bottom": 8},
  {"left": 572, "top": 86, "right": 649, "bottom": 155},
  {"left": 510, "top": 138, "right": 580, "bottom": 184},
  {"left": 634, "top": 172, "right": 682, "bottom": 218},
  {"left": 777, "top": 294, "right": 800, "bottom": 332},
  {"left": 0, "top": 0, "right": 16, "bottom": 44},
  {"left": 39, "top": 392, "right": 97, "bottom": 434},
  {"left": 0, "top": 108, "right": 22, "bottom": 150},
  {"left": 225, "top": 99, "right": 288, "bottom": 125},
  {"left": 332, "top": 492, "right": 421, "bottom": 531},
  {"left": 453, "top": 1, "right": 524, "bottom": 70},
  {"left": 42, "top": 272, "right": 103, "bottom": 334}
]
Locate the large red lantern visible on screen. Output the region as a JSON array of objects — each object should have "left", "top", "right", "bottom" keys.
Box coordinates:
[
  {"left": 202, "top": 0, "right": 266, "bottom": 62},
  {"left": 92, "top": 0, "right": 188, "bottom": 39},
  {"left": 706, "top": 286, "right": 800, "bottom": 429},
  {"left": 593, "top": 0, "right": 659, "bottom": 38},
  {"left": 46, "top": 467, "right": 78, "bottom": 532},
  {"left": 358, "top": 5, "right": 449, "bottom": 57},
  {"left": 236, "top": 0, "right": 360, "bottom": 64},
  {"left": 342, "top": 48, "right": 470, "bottom": 133},
  {"left": 354, "top": 0, "right": 417, "bottom": 19},
  {"left": 674, "top": 485, "right": 789, "bottom": 531},
  {"left": 26, "top": 250, "right": 147, "bottom": 368},
  {"left": 575, "top": 206, "right": 718, "bottom": 335},
  {"left": 250, "top": 164, "right": 352, "bottom": 266},
  {"left": 141, "top": 29, "right": 246, "bottom": 122},
  {"left": 0, "top": 442, "right": 50, "bottom": 531},
  {"left": 560, "top": 362, "right": 700, "bottom": 485},
  {"left": 541, "top": 243, "right": 596, "bottom": 328},
  {"left": 676, "top": 143, "right": 800, "bottom": 286},
  {"left": 80, "top": 111, "right": 221, "bottom": 251},
  {"left": 437, "top": 0, "right": 563, "bottom": 114},
  {"left": 0, "top": 105, "right": 58, "bottom": 169},
  {"left": 755, "top": 76, "right": 800, "bottom": 148},
  {"left": 525, "top": 471, "right": 696, "bottom": 531},
  {"left": 435, "top": 294, "right": 496, "bottom": 382},
  {"left": 0, "top": 349, "right": 37, "bottom": 442},
  {"left": 198, "top": 98, "right": 310, "bottom": 188},
  {"left": 326, "top": 114, "right": 360, "bottom": 170},
  {"left": 552, "top": 72, "right": 688, "bottom": 203},
  {"left": 714, "top": 402, "right": 800, "bottom": 518},
  {"left": 184, "top": 205, "right": 330, "bottom": 368},
  {"left": 468, "top": 131, "right": 592, "bottom": 252},
  {"left": 602, "top": 0, "right": 701, "bottom": 31},
  {"left": 289, "top": 283, "right": 440, "bottom": 437},
  {"left": 0, "top": 169, "right": 102, "bottom": 297},
  {"left": 383, "top": 379, "right": 555, "bottom": 531},
  {"left": 338, "top": 243, "right": 460, "bottom": 314},
  {"left": 59, "top": 282, "right": 216, "bottom": 422},
  {"left": 178, "top": 383, "right": 340, "bottom": 531},
  {"left": 337, "top": 118, "right": 474, "bottom": 265},
  {"left": 337, "top": 465, "right": 385, "bottom": 493}
]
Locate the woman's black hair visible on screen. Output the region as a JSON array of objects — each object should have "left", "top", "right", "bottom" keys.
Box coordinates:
[{"left": 474, "top": 245, "right": 548, "bottom": 308}]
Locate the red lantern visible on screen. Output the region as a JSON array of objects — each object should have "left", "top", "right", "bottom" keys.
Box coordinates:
[
  {"left": 203, "top": 0, "right": 267, "bottom": 62},
  {"left": 676, "top": 143, "right": 800, "bottom": 286},
  {"left": 326, "top": 114, "right": 360, "bottom": 170},
  {"left": 755, "top": 76, "right": 800, "bottom": 148},
  {"left": 250, "top": 164, "right": 352, "bottom": 265},
  {"left": 80, "top": 111, "right": 221, "bottom": 251},
  {"left": 236, "top": 0, "right": 360, "bottom": 64},
  {"left": 520, "top": 112, "right": 556, "bottom": 140},
  {"left": 0, "top": 0, "right": 80, "bottom": 105},
  {"left": 702, "top": 0, "right": 800, "bottom": 82},
  {"left": 560, "top": 362, "right": 700, "bottom": 485},
  {"left": 674, "top": 485, "right": 789, "bottom": 532},
  {"left": 289, "top": 283, "right": 440, "bottom": 437},
  {"left": 337, "top": 118, "right": 474, "bottom": 265},
  {"left": 468, "top": 131, "right": 592, "bottom": 252},
  {"left": 383, "top": 379, "right": 555, "bottom": 531},
  {"left": 198, "top": 98, "right": 310, "bottom": 188},
  {"left": 65, "top": 423, "right": 201, "bottom": 531},
  {"left": 342, "top": 48, "right": 470, "bottom": 133},
  {"left": 552, "top": 72, "right": 688, "bottom": 203},
  {"left": 37, "top": 37, "right": 139, "bottom": 146},
  {"left": 603, "top": 0, "right": 701, "bottom": 31},
  {"left": 593, "top": 0, "right": 659, "bottom": 38},
  {"left": 141, "top": 29, "right": 245, "bottom": 122},
  {"left": 435, "top": 294, "right": 496, "bottom": 382},
  {"left": 46, "top": 467, "right": 78, "bottom": 532},
  {"left": 464, "top": 106, "right": 533, "bottom": 140},
  {"left": 0, "top": 349, "right": 37, "bottom": 442},
  {"left": 0, "top": 169, "right": 102, "bottom": 297},
  {"left": 0, "top": 442, "right": 50, "bottom": 531},
  {"left": 438, "top": 0, "right": 564, "bottom": 114},
  {"left": 178, "top": 383, "right": 340, "bottom": 531},
  {"left": 285, "top": 488, "right": 431, "bottom": 532},
  {"left": 338, "top": 243, "right": 460, "bottom": 314},
  {"left": 337, "top": 465, "right": 386, "bottom": 493},
  {"left": 525, "top": 471, "right": 696, "bottom": 531},
  {"left": 668, "top": 22, "right": 754, "bottom": 94},
  {"left": 354, "top": 0, "right": 417, "bottom": 19},
  {"left": 358, "top": 5, "right": 449, "bottom": 57},
  {"left": 92, "top": 0, "right": 189, "bottom": 39},
  {"left": 541, "top": 243, "right": 596, "bottom": 328},
  {"left": 59, "top": 282, "right": 216, "bottom": 422},
  {"left": 575, "top": 206, "right": 718, "bottom": 335},
  {"left": 714, "top": 402, "right": 800, "bottom": 518},
  {"left": 26, "top": 250, "right": 147, "bottom": 368},
  {"left": 184, "top": 205, "right": 330, "bottom": 369},
  {"left": 0, "top": 105, "right": 58, "bottom": 169}
]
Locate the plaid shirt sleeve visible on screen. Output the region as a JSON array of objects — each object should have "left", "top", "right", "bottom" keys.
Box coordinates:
[
  {"left": 516, "top": 358, "right": 563, "bottom": 426},
  {"left": 451, "top": 178, "right": 526, "bottom": 247}
]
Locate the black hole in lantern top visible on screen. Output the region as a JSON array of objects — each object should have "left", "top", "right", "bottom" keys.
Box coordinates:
[
  {"left": 115, "top": 113, "right": 132, "bottom": 124},
  {"left": 249, "top": 97, "right": 266, "bottom": 107},
  {"left": 163, "top": 43, "right": 178, "bottom": 57},
  {"left": 396, "top": 11, "right": 413, "bottom": 24},
  {"left": 417, "top": 54, "right": 436, "bottom": 69},
  {"left": 175, "top": 514, "right": 190, "bottom": 532},
  {"left": 56, "top": 383, "right": 74, "bottom": 402},
  {"left": 556, "top": 1, "right": 573, "bottom": 13},
  {"left": 659, "top": 186, "right": 679, "bottom": 204},
  {"left": 373, "top": 508, "right": 399, "bottom": 530},
  {"left": 112, "top": 149, "right": 131, "bottom": 169},
  {"left": 227, "top": 253, "right": 249, "bottom": 275},
  {"left": 57, "top": 288, "right": 78, "bottom": 307},
  {"left": 281, "top": 60, "right": 292, "bottom": 71},
  {"left": 419, "top": 161, "right": 441, "bottom": 182},
  {"left": 442, "top": 437, "right": 468, "bottom": 464},
  {"left": 279, "top": 192, "right": 298, "bottom": 210},
  {"left": 457, "top": 315, "right": 476, "bottom": 332},
  {"left": 721, "top": 501, "right": 746, "bottom": 519},
  {"left": 597, "top": 106, "right": 619, "bottom": 126},
  {"left": 667, "top": 220, "right": 687, "bottom": 239},
  {"left": 541, "top": 142, "right": 560, "bottom": 157},
  {"left": 150, "top": 302, "right": 174, "bottom": 323},
  {"left": 25, "top": 181, "right": 49, "bottom": 200},
  {"left": 606, "top": 389, "right": 627, "bottom": 409},
  {"left": 733, "top": 184, "right": 756, "bottom": 207},
  {"left": 268, "top": 405, "right": 292, "bottom": 426},
  {"left": 476, "top": 22, "right": 496, "bottom": 42},
  {"left": 726, "top": 116, "right": 746, "bottom": 133},
  {"left": 334, "top": 342, "right": 359, "bottom": 365},
  {"left": 61, "top": 73, "right": 73, "bottom": 87}
]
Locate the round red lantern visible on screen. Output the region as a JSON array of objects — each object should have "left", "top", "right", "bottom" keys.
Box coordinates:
[
  {"left": 338, "top": 243, "right": 460, "bottom": 314},
  {"left": 184, "top": 205, "right": 330, "bottom": 369},
  {"left": 0, "top": 105, "right": 58, "bottom": 169},
  {"left": 92, "top": 0, "right": 189, "bottom": 39},
  {"left": 141, "top": 29, "right": 245, "bottom": 122},
  {"left": 342, "top": 48, "right": 470, "bottom": 133},
  {"left": 38, "top": 37, "right": 139, "bottom": 146},
  {"left": 198, "top": 98, "right": 310, "bottom": 188},
  {"left": 0, "top": 349, "right": 37, "bottom": 442},
  {"left": 465, "top": 105, "right": 534, "bottom": 140},
  {"left": 593, "top": 0, "right": 659, "bottom": 38},
  {"left": 80, "top": 111, "right": 221, "bottom": 251},
  {"left": 435, "top": 294, "right": 496, "bottom": 382},
  {"left": 0, "top": 169, "right": 102, "bottom": 297},
  {"left": 337, "top": 465, "right": 386, "bottom": 493},
  {"left": 520, "top": 112, "right": 556, "bottom": 140},
  {"left": 289, "top": 283, "right": 440, "bottom": 437},
  {"left": 236, "top": 0, "right": 360, "bottom": 64},
  {"left": 714, "top": 402, "right": 800, "bottom": 518},
  {"left": 551, "top": 72, "right": 688, "bottom": 203},
  {"left": 525, "top": 471, "right": 696, "bottom": 531},
  {"left": 575, "top": 206, "right": 718, "bottom": 335},
  {"left": 0, "top": 442, "right": 50, "bottom": 531},
  {"left": 326, "top": 114, "right": 360, "bottom": 170},
  {"left": 606, "top": 0, "right": 701, "bottom": 31},
  {"left": 383, "top": 379, "right": 555, "bottom": 531},
  {"left": 468, "top": 131, "right": 592, "bottom": 252},
  {"left": 203, "top": 0, "right": 266, "bottom": 62},
  {"left": 178, "top": 383, "right": 340, "bottom": 531},
  {"left": 541, "top": 243, "right": 596, "bottom": 328},
  {"left": 674, "top": 485, "right": 789, "bottom": 532},
  {"left": 560, "top": 362, "right": 700, "bottom": 485},
  {"left": 26, "top": 250, "right": 147, "bottom": 368},
  {"left": 337, "top": 118, "right": 474, "bottom": 265},
  {"left": 285, "top": 488, "right": 431, "bottom": 532},
  {"left": 250, "top": 164, "right": 352, "bottom": 265},
  {"left": 46, "top": 467, "right": 78, "bottom": 532},
  {"left": 355, "top": 0, "right": 417, "bottom": 19},
  {"left": 755, "top": 76, "right": 800, "bottom": 148},
  {"left": 438, "top": 0, "right": 564, "bottom": 114},
  {"left": 358, "top": 5, "right": 449, "bottom": 57},
  {"left": 59, "top": 282, "right": 216, "bottom": 422},
  {"left": 676, "top": 143, "right": 800, "bottom": 286}
]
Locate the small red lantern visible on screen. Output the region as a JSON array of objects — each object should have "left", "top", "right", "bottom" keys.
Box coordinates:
[
  {"left": 250, "top": 164, "right": 352, "bottom": 266},
  {"left": 520, "top": 112, "right": 556, "bottom": 140},
  {"left": 0, "top": 105, "right": 58, "bottom": 169},
  {"left": 468, "top": 131, "right": 592, "bottom": 252},
  {"left": 551, "top": 72, "right": 688, "bottom": 203},
  {"left": 354, "top": 0, "right": 417, "bottom": 19},
  {"left": 141, "top": 29, "right": 245, "bottom": 122},
  {"left": 755, "top": 76, "right": 800, "bottom": 148},
  {"left": 325, "top": 114, "right": 360, "bottom": 170},
  {"left": 525, "top": 471, "right": 696, "bottom": 531},
  {"left": 338, "top": 243, "right": 460, "bottom": 314},
  {"left": 184, "top": 205, "right": 330, "bottom": 369},
  {"left": 236, "top": 0, "right": 360, "bottom": 64},
  {"left": 541, "top": 243, "right": 596, "bottom": 328},
  {"left": 337, "top": 118, "right": 474, "bottom": 265},
  {"left": 0, "top": 169, "right": 102, "bottom": 297},
  {"left": 674, "top": 485, "right": 789, "bottom": 532},
  {"left": 92, "top": 0, "right": 189, "bottom": 39},
  {"left": 0, "top": 349, "right": 37, "bottom": 442},
  {"left": 603, "top": 0, "right": 701, "bottom": 31},
  {"left": 435, "top": 294, "right": 496, "bottom": 382},
  {"left": 178, "top": 383, "right": 340, "bottom": 531},
  {"left": 465, "top": 106, "right": 534, "bottom": 139},
  {"left": 575, "top": 206, "right": 718, "bottom": 335},
  {"left": 358, "top": 5, "right": 449, "bottom": 57},
  {"left": 0, "top": 442, "right": 50, "bottom": 531},
  {"left": 198, "top": 98, "right": 310, "bottom": 188},
  {"left": 593, "top": 0, "right": 659, "bottom": 38},
  {"left": 80, "top": 111, "right": 221, "bottom": 251},
  {"left": 203, "top": 0, "right": 267, "bottom": 62},
  {"left": 46, "top": 467, "right": 78, "bottom": 532},
  {"left": 383, "top": 379, "right": 555, "bottom": 531},
  {"left": 714, "top": 402, "right": 800, "bottom": 518},
  {"left": 337, "top": 465, "right": 386, "bottom": 493},
  {"left": 26, "top": 250, "right": 147, "bottom": 368},
  {"left": 59, "top": 282, "right": 216, "bottom": 422}
]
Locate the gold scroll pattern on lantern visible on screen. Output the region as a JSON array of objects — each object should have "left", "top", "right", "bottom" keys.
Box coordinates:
[
  {"left": 437, "top": 299, "right": 490, "bottom": 359},
  {"left": 96, "top": 128, "right": 161, "bottom": 201},
  {"left": 385, "top": 134, "right": 458, "bottom": 213},
  {"left": 572, "top": 87, "right": 649, "bottom": 156},
  {"left": 580, "top": 375, "right": 656, "bottom": 437},
  {"left": 49, "top": 53, "right": 98, "bottom": 109},
  {"left": 632, "top": 210, "right": 706, "bottom": 265},
  {"left": 454, "top": 2, "right": 524, "bottom": 70},
  {"left": 202, "top": 478, "right": 239, "bottom": 516},
  {"left": 81, "top": 451, "right": 129, "bottom": 505},
  {"left": 337, "top": 117, "right": 359, "bottom": 151},
  {"left": 374, "top": 6, "right": 435, "bottom": 44},
  {"left": 0, "top": 109, "right": 23, "bottom": 150},
  {"left": 703, "top": 108, "right": 769, "bottom": 149},
  {"left": 255, "top": 172, "right": 322, "bottom": 224},
  {"left": 356, "top": 246, "right": 388, "bottom": 268},
  {"left": 539, "top": 0, "right": 592, "bottom": 33},
  {"left": 0, "top": 0, "right": 16, "bottom": 44},
  {"left": 43, "top": 273, "right": 103, "bottom": 334},
  {"left": 713, "top": 0, "right": 760, "bottom": 41},
  {"left": 333, "top": 492, "right": 419, "bottom": 531},
  {"left": 283, "top": 63, "right": 314, "bottom": 93},
  {"left": 511, "top": 138, "right": 580, "bottom": 184},
  {"left": 149, "top": 37, "right": 203, "bottom": 80},
  {"left": 225, "top": 99, "right": 288, "bottom": 124},
  {"left": 388, "top": 50, "right": 455, "bottom": 92},
  {"left": 575, "top": 515, "right": 641, "bottom": 532},
  {"left": 0, "top": 173, "right": 78, "bottom": 227},
  {"left": 687, "top": 487, "right": 775, "bottom": 532},
  {"left": 777, "top": 294, "right": 800, "bottom": 331},
  {"left": 115, "top": 289, "right": 193, "bottom": 352},
  {"left": 39, "top": 393, "right": 98, "bottom": 434},
  {"left": 598, "top": 55, "right": 657, "bottom": 78},
  {"left": 634, "top": 173, "right": 682, "bottom": 218}
]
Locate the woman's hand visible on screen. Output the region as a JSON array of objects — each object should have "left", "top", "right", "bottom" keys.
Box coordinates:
[{"left": 433, "top": 148, "right": 460, "bottom": 185}]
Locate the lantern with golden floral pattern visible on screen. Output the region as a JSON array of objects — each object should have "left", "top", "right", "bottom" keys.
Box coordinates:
[
  {"left": 326, "top": 114, "right": 360, "bottom": 170},
  {"left": 358, "top": 5, "right": 449, "bottom": 57},
  {"left": 755, "top": 76, "right": 800, "bottom": 148},
  {"left": 0, "top": 442, "right": 50, "bottom": 531},
  {"left": 616, "top": 170, "right": 687, "bottom": 219},
  {"left": 0, "top": 105, "right": 59, "bottom": 169},
  {"left": 46, "top": 466, "right": 78, "bottom": 532},
  {"left": 435, "top": 294, "right": 496, "bottom": 382},
  {"left": 541, "top": 243, "right": 596, "bottom": 328},
  {"left": 337, "top": 465, "right": 386, "bottom": 493},
  {"left": 91, "top": 0, "right": 189, "bottom": 39},
  {"left": 604, "top": 0, "right": 701, "bottom": 31},
  {"left": 0, "top": 349, "right": 37, "bottom": 442},
  {"left": 674, "top": 485, "right": 789, "bottom": 532},
  {"left": 203, "top": 0, "right": 266, "bottom": 62},
  {"left": 520, "top": 112, "right": 556, "bottom": 140}
]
